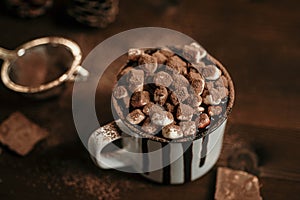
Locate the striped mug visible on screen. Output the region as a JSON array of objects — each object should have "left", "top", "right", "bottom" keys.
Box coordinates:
[{"left": 88, "top": 56, "right": 234, "bottom": 184}]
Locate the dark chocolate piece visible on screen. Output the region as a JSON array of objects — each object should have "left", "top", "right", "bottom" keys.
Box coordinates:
[
  {"left": 0, "top": 112, "right": 49, "bottom": 156},
  {"left": 154, "top": 86, "right": 168, "bottom": 106},
  {"left": 152, "top": 51, "right": 168, "bottom": 64},
  {"left": 138, "top": 54, "right": 158, "bottom": 74},
  {"left": 130, "top": 91, "right": 150, "bottom": 108},
  {"left": 208, "top": 105, "right": 222, "bottom": 116},
  {"left": 166, "top": 55, "right": 187, "bottom": 75},
  {"left": 197, "top": 113, "right": 210, "bottom": 129},
  {"left": 215, "top": 167, "right": 262, "bottom": 200}
]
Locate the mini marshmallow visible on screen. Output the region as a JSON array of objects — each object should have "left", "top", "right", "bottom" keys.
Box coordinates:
[
  {"left": 162, "top": 124, "right": 183, "bottom": 139},
  {"left": 172, "top": 73, "right": 190, "bottom": 89},
  {"left": 150, "top": 111, "right": 174, "bottom": 126},
  {"left": 203, "top": 94, "right": 222, "bottom": 105},
  {"left": 126, "top": 109, "right": 145, "bottom": 125},
  {"left": 113, "top": 85, "right": 128, "bottom": 99},
  {"left": 174, "top": 87, "right": 190, "bottom": 102},
  {"left": 176, "top": 103, "right": 194, "bottom": 121},
  {"left": 128, "top": 48, "right": 143, "bottom": 61},
  {"left": 153, "top": 71, "right": 173, "bottom": 88},
  {"left": 183, "top": 43, "right": 207, "bottom": 64},
  {"left": 202, "top": 65, "right": 222, "bottom": 81},
  {"left": 179, "top": 121, "right": 197, "bottom": 137},
  {"left": 208, "top": 106, "right": 223, "bottom": 116},
  {"left": 138, "top": 54, "right": 158, "bottom": 74},
  {"left": 215, "top": 75, "right": 229, "bottom": 88},
  {"left": 187, "top": 94, "right": 202, "bottom": 107},
  {"left": 127, "top": 69, "right": 144, "bottom": 92}
]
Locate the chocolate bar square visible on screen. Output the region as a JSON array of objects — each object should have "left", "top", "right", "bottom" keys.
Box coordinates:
[
  {"left": 215, "top": 167, "right": 262, "bottom": 200},
  {"left": 0, "top": 112, "right": 49, "bottom": 156}
]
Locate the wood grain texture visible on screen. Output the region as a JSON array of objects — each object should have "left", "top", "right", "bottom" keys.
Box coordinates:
[{"left": 0, "top": 0, "right": 299, "bottom": 199}]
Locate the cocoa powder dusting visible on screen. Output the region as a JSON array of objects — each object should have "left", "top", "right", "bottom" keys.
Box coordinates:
[{"left": 62, "top": 173, "right": 121, "bottom": 200}]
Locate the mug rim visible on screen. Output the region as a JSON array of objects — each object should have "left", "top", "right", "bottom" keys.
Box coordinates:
[{"left": 112, "top": 54, "right": 235, "bottom": 143}]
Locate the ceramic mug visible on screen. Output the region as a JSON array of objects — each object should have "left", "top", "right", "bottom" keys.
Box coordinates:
[{"left": 88, "top": 55, "right": 234, "bottom": 184}]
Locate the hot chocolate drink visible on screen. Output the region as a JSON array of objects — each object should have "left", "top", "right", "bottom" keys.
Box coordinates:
[{"left": 112, "top": 43, "right": 233, "bottom": 142}]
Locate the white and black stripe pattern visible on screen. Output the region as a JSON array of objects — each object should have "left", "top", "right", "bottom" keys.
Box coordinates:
[
  {"left": 89, "top": 120, "right": 227, "bottom": 184},
  {"left": 140, "top": 120, "right": 227, "bottom": 184}
]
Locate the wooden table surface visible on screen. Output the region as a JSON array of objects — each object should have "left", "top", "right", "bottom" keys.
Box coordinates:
[{"left": 0, "top": 0, "right": 299, "bottom": 199}]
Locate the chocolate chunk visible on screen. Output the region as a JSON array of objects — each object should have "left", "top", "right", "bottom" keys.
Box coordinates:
[
  {"left": 217, "top": 86, "right": 229, "bottom": 99},
  {"left": 205, "top": 81, "right": 214, "bottom": 90},
  {"left": 183, "top": 43, "right": 206, "bottom": 64},
  {"left": 149, "top": 104, "right": 165, "bottom": 116},
  {"left": 165, "top": 103, "right": 175, "bottom": 113},
  {"left": 174, "top": 87, "right": 189, "bottom": 102},
  {"left": 166, "top": 55, "right": 187, "bottom": 74},
  {"left": 187, "top": 94, "right": 202, "bottom": 107},
  {"left": 187, "top": 71, "right": 203, "bottom": 81},
  {"left": 169, "top": 91, "right": 179, "bottom": 106},
  {"left": 113, "top": 85, "right": 128, "bottom": 99},
  {"left": 126, "top": 109, "right": 145, "bottom": 125},
  {"left": 176, "top": 104, "right": 194, "bottom": 121},
  {"left": 208, "top": 105, "right": 223, "bottom": 116},
  {"left": 141, "top": 117, "right": 159, "bottom": 134},
  {"left": 201, "top": 65, "right": 222, "bottom": 81},
  {"left": 203, "top": 88, "right": 222, "bottom": 105},
  {"left": 128, "top": 48, "right": 143, "bottom": 61},
  {"left": 127, "top": 69, "right": 144, "bottom": 92},
  {"left": 152, "top": 51, "right": 168, "bottom": 64},
  {"left": 179, "top": 121, "right": 197, "bottom": 137},
  {"left": 153, "top": 71, "right": 173, "bottom": 87},
  {"left": 187, "top": 71, "right": 205, "bottom": 95},
  {"left": 154, "top": 86, "right": 168, "bottom": 105},
  {"left": 191, "top": 61, "right": 206, "bottom": 73},
  {"left": 0, "top": 112, "right": 48, "bottom": 156},
  {"left": 215, "top": 167, "right": 262, "bottom": 200},
  {"left": 162, "top": 124, "right": 183, "bottom": 139},
  {"left": 215, "top": 75, "right": 229, "bottom": 88},
  {"left": 198, "top": 113, "right": 210, "bottom": 129},
  {"left": 159, "top": 48, "right": 174, "bottom": 58},
  {"left": 172, "top": 74, "right": 190, "bottom": 89},
  {"left": 142, "top": 102, "right": 154, "bottom": 115},
  {"left": 150, "top": 111, "right": 174, "bottom": 126},
  {"left": 130, "top": 91, "right": 150, "bottom": 108},
  {"left": 203, "top": 87, "right": 228, "bottom": 105},
  {"left": 195, "top": 106, "right": 205, "bottom": 113},
  {"left": 138, "top": 54, "right": 158, "bottom": 74}
]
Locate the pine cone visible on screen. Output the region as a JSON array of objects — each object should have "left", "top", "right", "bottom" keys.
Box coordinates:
[
  {"left": 67, "top": 0, "right": 119, "bottom": 28},
  {"left": 5, "top": 0, "right": 53, "bottom": 18}
]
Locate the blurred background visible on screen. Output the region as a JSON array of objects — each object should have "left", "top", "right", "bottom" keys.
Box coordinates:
[{"left": 0, "top": 0, "right": 299, "bottom": 199}]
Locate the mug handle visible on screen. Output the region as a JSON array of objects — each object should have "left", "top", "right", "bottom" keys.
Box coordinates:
[{"left": 88, "top": 119, "right": 133, "bottom": 169}]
